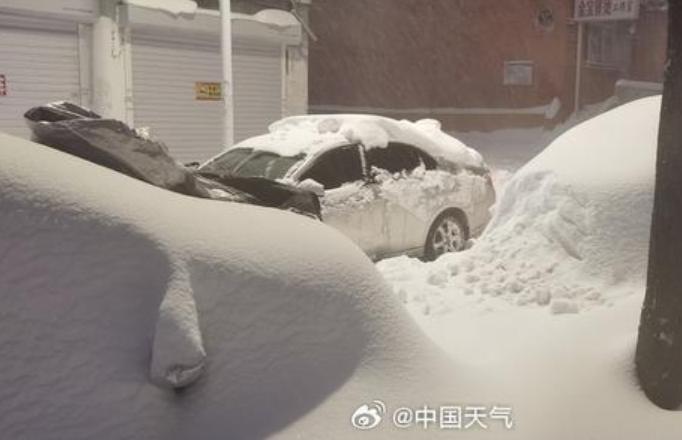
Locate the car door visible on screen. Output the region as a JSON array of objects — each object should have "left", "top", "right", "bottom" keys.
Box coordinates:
[
  {"left": 298, "top": 145, "right": 387, "bottom": 258},
  {"left": 364, "top": 143, "right": 435, "bottom": 255}
]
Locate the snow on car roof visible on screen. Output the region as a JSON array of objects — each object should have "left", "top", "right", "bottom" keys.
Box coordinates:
[{"left": 229, "top": 114, "right": 486, "bottom": 169}]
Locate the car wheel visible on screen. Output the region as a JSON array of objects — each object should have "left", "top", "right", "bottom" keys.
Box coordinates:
[{"left": 424, "top": 211, "right": 468, "bottom": 261}]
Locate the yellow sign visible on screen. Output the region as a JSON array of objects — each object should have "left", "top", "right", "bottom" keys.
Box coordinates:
[{"left": 195, "top": 82, "right": 222, "bottom": 101}]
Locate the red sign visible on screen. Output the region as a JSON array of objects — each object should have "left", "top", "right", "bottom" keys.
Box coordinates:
[
  {"left": 0, "top": 75, "right": 6, "bottom": 96},
  {"left": 575, "top": 0, "right": 640, "bottom": 21}
]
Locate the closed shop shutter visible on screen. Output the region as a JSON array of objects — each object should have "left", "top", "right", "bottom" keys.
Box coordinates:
[
  {"left": 0, "top": 19, "right": 81, "bottom": 139},
  {"left": 131, "top": 34, "right": 283, "bottom": 163}
]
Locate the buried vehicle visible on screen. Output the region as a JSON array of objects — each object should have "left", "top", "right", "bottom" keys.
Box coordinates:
[
  {"left": 23, "top": 102, "right": 321, "bottom": 219},
  {"left": 0, "top": 129, "right": 461, "bottom": 440},
  {"left": 199, "top": 115, "right": 496, "bottom": 260}
]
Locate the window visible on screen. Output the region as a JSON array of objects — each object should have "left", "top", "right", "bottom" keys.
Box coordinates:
[
  {"left": 202, "top": 148, "right": 252, "bottom": 174},
  {"left": 586, "top": 22, "right": 631, "bottom": 69},
  {"left": 365, "top": 142, "right": 436, "bottom": 174},
  {"left": 200, "top": 148, "right": 303, "bottom": 180},
  {"left": 235, "top": 152, "right": 302, "bottom": 179},
  {"left": 299, "top": 145, "right": 363, "bottom": 190},
  {"left": 503, "top": 61, "right": 534, "bottom": 86}
]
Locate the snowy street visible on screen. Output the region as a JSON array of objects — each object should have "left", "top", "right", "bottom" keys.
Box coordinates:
[{"left": 0, "top": 1, "right": 680, "bottom": 439}]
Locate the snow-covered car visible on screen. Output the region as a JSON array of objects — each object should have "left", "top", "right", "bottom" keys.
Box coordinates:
[
  {"left": 199, "top": 115, "right": 496, "bottom": 260},
  {"left": 23, "top": 102, "right": 322, "bottom": 219},
  {"left": 0, "top": 130, "right": 458, "bottom": 440}
]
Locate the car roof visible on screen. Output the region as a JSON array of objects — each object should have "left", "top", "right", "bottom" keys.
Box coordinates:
[{"left": 218, "top": 114, "right": 485, "bottom": 170}]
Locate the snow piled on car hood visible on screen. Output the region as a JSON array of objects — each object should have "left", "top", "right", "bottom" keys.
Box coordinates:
[
  {"left": 231, "top": 114, "right": 485, "bottom": 169},
  {"left": 0, "top": 133, "right": 458, "bottom": 439},
  {"left": 379, "top": 96, "right": 659, "bottom": 316}
]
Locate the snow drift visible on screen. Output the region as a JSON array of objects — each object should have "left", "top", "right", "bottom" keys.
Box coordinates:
[
  {"left": 0, "top": 133, "right": 461, "bottom": 439},
  {"left": 376, "top": 96, "right": 682, "bottom": 440},
  {"left": 380, "top": 96, "right": 659, "bottom": 314}
]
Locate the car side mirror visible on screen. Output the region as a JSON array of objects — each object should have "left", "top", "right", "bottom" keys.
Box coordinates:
[{"left": 297, "top": 178, "right": 325, "bottom": 197}]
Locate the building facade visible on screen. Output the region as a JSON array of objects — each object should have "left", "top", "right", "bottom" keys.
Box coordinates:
[
  {"left": 308, "top": 0, "right": 667, "bottom": 131},
  {"left": 0, "top": 0, "right": 311, "bottom": 162}
]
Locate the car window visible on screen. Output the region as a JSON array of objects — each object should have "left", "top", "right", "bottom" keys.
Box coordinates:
[
  {"left": 300, "top": 145, "right": 363, "bottom": 190},
  {"left": 201, "top": 148, "right": 253, "bottom": 174},
  {"left": 365, "top": 142, "right": 435, "bottom": 173},
  {"left": 201, "top": 148, "right": 303, "bottom": 180}
]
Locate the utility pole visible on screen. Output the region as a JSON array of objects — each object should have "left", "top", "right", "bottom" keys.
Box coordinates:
[
  {"left": 635, "top": 0, "right": 682, "bottom": 410},
  {"left": 219, "top": 0, "right": 235, "bottom": 148}
]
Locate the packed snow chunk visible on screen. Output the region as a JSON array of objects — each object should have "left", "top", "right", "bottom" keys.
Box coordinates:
[
  {"left": 372, "top": 164, "right": 481, "bottom": 221},
  {"left": 262, "top": 114, "right": 486, "bottom": 169},
  {"left": 379, "top": 96, "right": 660, "bottom": 314},
  {"left": 339, "top": 120, "right": 390, "bottom": 149},
  {"left": 150, "top": 267, "right": 205, "bottom": 389}
]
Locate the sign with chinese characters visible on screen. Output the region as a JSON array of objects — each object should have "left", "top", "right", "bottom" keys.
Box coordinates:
[
  {"left": 574, "top": 0, "right": 640, "bottom": 21},
  {"left": 195, "top": 82, "right": 222, "bottom": 101},
  {"left": 0, "top": 75, "right": 6, "bottom": 96}
]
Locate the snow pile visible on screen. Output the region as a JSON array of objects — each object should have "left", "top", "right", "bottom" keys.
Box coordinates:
[
  {"left": 379, "top": 96, "right": 660, "bottom": 314},
  {"left": 373, "top": 165, "right": 482, "bottom": 222},
  {"left": 321, "top": 180, "right": 376, "bottom": 216},
  {"left": 320, "top": 164, "right": 486, "bottom": 241},
  {"left": 371, "top": 96, "right": 682, "bottom": 440},
  {"left": 0, "top": 132, "right": 458, "bottom": 439},
  {"left": 253, "top": 114, "right": 485, "bottom": 169}
]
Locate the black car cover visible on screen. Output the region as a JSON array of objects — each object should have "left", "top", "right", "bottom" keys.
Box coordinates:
[
  {"left": 23, "top": 102, "right": 321, "bottom": 218},
  {"left": 24, "top": 102, "right": 209, "bottom": 198}
]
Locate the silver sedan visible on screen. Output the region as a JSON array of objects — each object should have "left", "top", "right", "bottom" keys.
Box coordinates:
[{"left": 200, "top": 115, "right": 496, "bottom": 261}]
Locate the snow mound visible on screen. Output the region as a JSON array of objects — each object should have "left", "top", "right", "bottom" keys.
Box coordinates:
[
  {"left": 237, "top": 114, "right": 485, "bottom": 169},
  {"left": 0, "top": 133, "right": 457, "bottom": 439},
  {"left": 379, "top": 96, "right": 659, "bottom": 314}
]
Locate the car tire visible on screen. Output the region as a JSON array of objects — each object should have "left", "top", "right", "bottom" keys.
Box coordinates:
[{"left": 423, "top": 210, "right": 468, "bottom": 261}]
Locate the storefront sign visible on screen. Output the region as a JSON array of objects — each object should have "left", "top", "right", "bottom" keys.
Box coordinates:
[
  {"left": 0, "top": 75, "right": 6, "bottom": 96},
  {"left": 195, "top": 82, "right": 222, "bottom": 101},
  {"left": 574, "top": 0, "right": 640, "bottom": 21}
]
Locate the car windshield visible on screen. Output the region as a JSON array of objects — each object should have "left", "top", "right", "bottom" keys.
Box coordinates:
[{"left": 201, "top": 148, "right": 304, "bottom": 180}]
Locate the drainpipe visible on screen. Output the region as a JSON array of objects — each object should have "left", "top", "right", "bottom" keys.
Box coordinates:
[
  {"left": 574, "top": 21, "right": 585, "bottom": 114},
  {"left": 92, "top": 0, "right": 131, "bottom": 122},
  {"left": 219, "top": 0, "right": 235, "bottom": 148}
]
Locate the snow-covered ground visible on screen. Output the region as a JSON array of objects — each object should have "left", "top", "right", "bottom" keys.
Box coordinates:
[
  {"left": 454, "top": 127, "right": 551, "bottom": 192},
  {"left": 0, "top": 131, "right": 462, "bottom": 439},
  {"left": 377, "top": 96, "right": 682, "bottom": 438},
  {"left": 2, "top": 96, "right": 681, "bottom": 439}
]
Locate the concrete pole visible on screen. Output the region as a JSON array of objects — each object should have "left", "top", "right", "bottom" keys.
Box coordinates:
[
  {"left": 92, "top": 0, "right": 129, "bottom": 122},
  {"left": 219, "top": 0, "right": 235, "bottom": 147}
]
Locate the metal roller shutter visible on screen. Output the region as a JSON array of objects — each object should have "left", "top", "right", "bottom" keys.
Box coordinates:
[
  {"left": 232, "top": 43, "right": 284, "bottom": 144},
  {"left": 131, "top": 35, "right": 283, "bottom": 163},
  {"left": 0, "top": 20, "right": 81, "bottom": 139}
]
